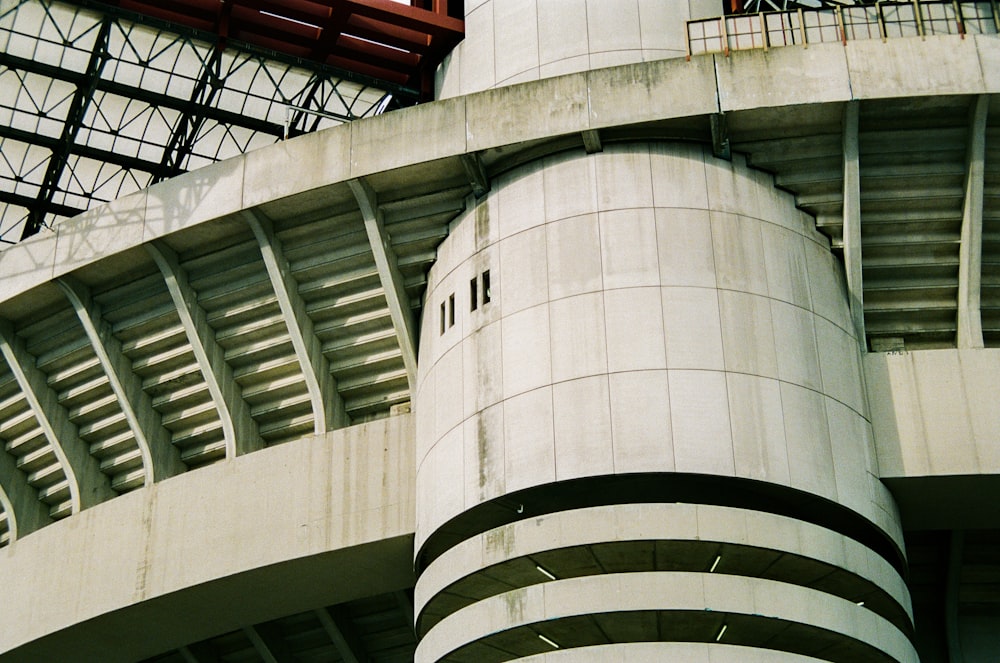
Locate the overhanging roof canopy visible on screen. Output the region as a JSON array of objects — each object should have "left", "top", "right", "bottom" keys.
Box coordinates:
[{"left": 0, "top": 0, "right": 463, "bottom": 243}]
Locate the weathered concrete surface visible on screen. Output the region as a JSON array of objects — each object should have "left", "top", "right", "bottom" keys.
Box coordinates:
[{"left": 0, "top": 415, "right": 415, "bottom": 663}]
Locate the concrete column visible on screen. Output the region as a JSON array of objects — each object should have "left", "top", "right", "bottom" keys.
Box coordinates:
[
  {"left": 412, "top": 143, "right": 914, "bottom": 662},
  {"left": 957, "top": 95, "right": 989, "bottom": 350}
]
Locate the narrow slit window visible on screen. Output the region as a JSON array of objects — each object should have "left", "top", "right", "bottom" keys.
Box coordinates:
[
  {"left": 482, "top": 270, "right": 491, "bottom": 304},
  {"left": 448, "top": 293, "right": 456, "bottom": 328},
  {"left": 470, "top": 277, "right": 478, "bottom": 311},
  {"left": 440, "top": 301, "right": 446, "bottom": 335}
]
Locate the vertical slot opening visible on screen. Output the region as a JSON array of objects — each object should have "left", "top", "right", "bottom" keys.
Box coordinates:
[
  {"left": 482, "top": 270, "right": 491, "bottom": 304},
  {"left": 470, "top": 277, "right": 478, "bottom": 311},
  {"left": 448, "top": 293, "right": 455, "bottom": 327},
  {"left": 440, "top": 301, "right": 446, "bottom": 335}
]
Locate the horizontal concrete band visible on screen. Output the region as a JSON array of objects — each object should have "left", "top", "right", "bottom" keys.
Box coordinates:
[
  {"left": 414, "top": 473, "right": 908, "bottom": 582},
  {"left": 414, "top": 503, "right": 912, "bottom": 638},
  {"left": 4, "top": 35, "right": 997, "bottom": 309},
  {"left": 0, "top": 417, "right": 416, "bottom": 662},
  {"left": 416, "top": 572, "right": 919, "bottom": 663},
  {"left": 512, "top": 642, "right": 834, "bottom": 663}
]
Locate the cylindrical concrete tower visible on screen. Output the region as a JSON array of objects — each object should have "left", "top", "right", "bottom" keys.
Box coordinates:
[
  {"left": 436, "top": 1, "right": 709, "bottom": 98},
  {"left": 413, "top": 142, "right": 916, "bottom": 663},
  {"left": 414, "top": 3, "right": 917, "bottom": 662}
]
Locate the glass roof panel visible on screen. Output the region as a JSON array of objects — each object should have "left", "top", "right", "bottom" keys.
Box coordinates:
[{"left": 0, "top": 0, "right": 462, "bottom": 245}]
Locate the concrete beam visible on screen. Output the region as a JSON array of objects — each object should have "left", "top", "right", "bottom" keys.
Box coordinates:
[
  {"left": 459, "top": 152, "right": 490, "bottom": 197},
  {"left": 315, "top": 605, "right": 367, "bottom": 663},
  {"left": 56, "top": 276, "right": 184, "bottom": 483},
  {"left": 244, "top": 209, "right": 348, "bottom": 434},
  {"left": 349, "top": 178, "right": 419, "bottom": 393},
  {"left": 242, "top": 625, "right": 285, "bottom": 663},
  {"left": 957, "top": 94, "right": 989, "bottom": 349},
  {"left": 0, "top": 468, "right": 50, "bottom": 543},
  {"left": 0, "top": 320, "right": 114, "bottom": 512},
  {"left": 841, "top": 100, "right": 866, "bottom": 348},
  {"left": 146, "top": 241, "right": 261, "bottom": 458}
]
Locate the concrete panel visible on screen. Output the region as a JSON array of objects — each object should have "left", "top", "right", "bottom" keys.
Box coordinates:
[
  {"left": 710, "top": 212, "right": 768, "bottom": 296},
  {"left": 846, "top": 35, "right": 987, "bottom": 99},
  {"left": 466, "top": 73, "right": 589, "bottom": 151},
  {"left": 662, "top": 287, "right": 724, "bottom": 370},
  {"left": 587, "top": 56, "right": 719, "bottom": 129},
  {"left": 599, "top": 208, "right": 659, "bottom": 288},
  {"left": 718, "top": 290, "right": 778, "bottom": 379},
  {"left": 243, "top": 123, "right": 351, "bottom": 208},
  {"left": 459, "top": 3, "right": 495, "bottom": 95},
  {"left": 350, "top": 97, "right": 466, "bottom": 176},
  {"left": 501, "top": 303, "right": 552, "bottom": 398},
  {"left": 546, "top": 214, "right": 603, "bottom": 300},
  {"left": 497, "top": 159, "right": 546, "bottom": 239},
  {"left": 463, "top": 320, "right": 504, "bottom": 419},
  {"left": 771, "top": 299, "right": 823, "bottom": 392},
  {"left": 655, "top": 208, "right": 717, "bottom": 288},
  {"left": 493, "top": 0, "right": 539, "bottom": 85},
  {"left": 781, "top": 382, "right": 837, "bottom": 501},
  {"left": 498, "top": 225, "right": 548, "bottom": 314},
  {"left": 609, "top": 371, "right": 674, "bottom": 473},
  {"left": 586, "top": 0, "right": 641, "bottom": 56},
  {"left": 803, "top": 238, "right": 852, "bottom": 332},
  {"left": 553, "top": 375, "right": 613, "bottom": 480},
  {"left": 826, "top": 398, "right": 875, "bottom": 516},
  {"left": 539, "top": 54, "right": 592, "bottom": 79},
  {"left": 52, "top": 190, "right": 146, "bottom": 278},
  {"left": 143, "top": 156, "right": 245, "bottom": 241},
  {"left": 542, "top": 151, "right": 599, "bottom": 221},
  {"left": 503, "top": 386, "right": 555, "bottom": 494},
  {"left": 434, "top": 343, "right": 465, "bottom": 441},
  {"left": 638, "top": 0, "right": 689, "bottom": 54},
  {"left": 650, "top": 143, "right": 710, "bottom": 210},
  {"left": 537, "top": 0, "right": 589, "bottom": 66},
  {"left": 604, "top": 288, "right": 666, "bottom": 373},
  {"left": 717, "top": 43, "right": 851, "bottom": 111},
  {"left": 669, "top": 369, "right": 735, "bottom": 476},
  {"left": 595, "top": 144, "right": 654, "bottom": 212},
  {"left": 815, "top": 316, "right": 865, "bottom": 415},
  {"left": 761, "top": 223, "right": 812, "bottom": 309},
  {"left": 727, "top": 373, "right": 789, "bottom": 485},
  {"left": 417, "top": 424, "right": 465, "bottom": 550},
  {"left": 549, "top": 292, "right": 607, "bottom": 382},
  {"left": 464, "top": 402, "right": 505, "bottom": 507}
]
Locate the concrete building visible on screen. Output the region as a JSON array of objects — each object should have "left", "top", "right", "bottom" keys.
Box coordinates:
[{"left": 0, "top": 1, "right": 998, "bottom": 661}]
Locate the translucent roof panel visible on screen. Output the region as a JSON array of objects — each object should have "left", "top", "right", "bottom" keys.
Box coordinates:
[{"left": 0, "top": 0, "right": 464, "bottom": 244}]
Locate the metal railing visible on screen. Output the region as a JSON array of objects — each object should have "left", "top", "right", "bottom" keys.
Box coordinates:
[{"left": 687, "top": 0, "right": 1000, "bottom": 56}]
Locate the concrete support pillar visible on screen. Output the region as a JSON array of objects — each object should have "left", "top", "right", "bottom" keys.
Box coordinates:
[
  {"left": 349, "top": 179, "right": 419, "bottom": 393},
  {"left": 0, "top": 321, "right": 114, "bottom": 513},
  {"left": 957, "top": 95, "right": 989, "bottom": 350},
  {"left": 412, "top": 143, "right": 914, "bottom": 662},
  {"left": 842, "top": 100, "right": 866, "bottom": 349},
  {"left": 0, "top": 451, "right": 51, "bottom": 542},
  {"left": 147, "top": 241, "right": 262, "bottom": 458},
  {"left": 244, "top": 210, "right": 349, "bottom": 433},
  {"left": 57, "top": 276, "right": 185, "bottom": 484}
]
